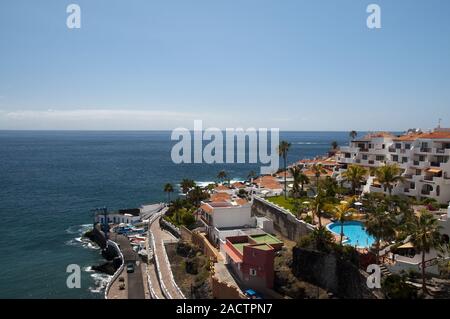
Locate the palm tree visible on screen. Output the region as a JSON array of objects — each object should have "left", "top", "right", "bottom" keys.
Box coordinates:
[
  {"left": 217, "top": 170, "right": 228, "bottom": 185},
  {"left": 331, "top": 141, "right": 339, "bottom": 150},
  {"left": 311, "top": 189, "right": 329, "bottom": 227},
  {"left": 311, "top": 226, "right": 335, "bottom": 252},
  {"left": 375, "top": 164, "right": 405, "bottom": 196},
  {"left": 298, "top": 172, "right": 310, "bottom": 192},
  {"left": 278, "top": 141, "right": 291, "bottom": 199},
  {"left": 342, "top": 165, "right": 368, "bottom": 195},
  {"left": 311, "top": 163, "right": 327, "bottom": 193},
  {"left": 328, "top": 200, "right": 357, "bottom": 245},
  {"left": 365, "top": 209, "right": 396, "bottom": 264},
  {"left": 408, "top": 209, "right": 442, "bottom": 295},
  {"left": 188, "top": 186, "right": 207, "bottom": 206},
  {"left": 289, "top": 167, "right": 301, "bottom": 198},
  {"left": 349, "top": 130, "right": 358, "bottom": 140},
  {"left": 180, "top": 179, "right": 196, "bottom": 194},
  {"left": 163, "top": 183, "right": 174, "bottom": 203}
]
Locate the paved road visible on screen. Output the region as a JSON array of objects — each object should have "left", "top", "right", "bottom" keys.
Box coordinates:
[
  {"left": 150, "top": 214, "right": 184, "bottom": 299},
  {"left": 110, "top": 233, "right": 145, "bottom": 299}
]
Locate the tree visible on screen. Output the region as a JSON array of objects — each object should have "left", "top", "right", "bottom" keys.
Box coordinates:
[
  {"left": 331, "top": 141, "right": 338, "bottom": 150},
  {"left": 187, "top": 186, "right": 208, "bottom": 207},
  {"left": 278, "top": 141, "right": 291, "bottom": 199},
  {"left": 311, "top": 226, "right": 335, "bottom": 253},
  {"left": 320, "top": 176, "right": 339, "bottom": 198},
  {"left": 163, "top": 183, "right": 174, "bottom": 203},
  {"left": 311, "top": 189, "right": 329, "bottom": 227},
  {"left": 311, "top": 163, "right": 327, "bottom": 193},
  {"left": 365, "top": 209, "right": 396, "bottom": 264},
  {"left": 327, "top": 200, "right": 357, "bottom": 245},
  {"left": 375, "top": 164, "right": 405, "bottom": 196},
  {"left": 408, "top": 209, "right": 442, "bottom": 295},
  {"left": 217, "top": 170, "right": 228, "bottom": 185},
  {"left": 289, "top": 167, "right": 302, "bottom": 198},
  {"left": 298, "top": 172, "right": 310, "bottom": 192},
  {"left": 180, "top": 179, "right": 196, "bottom": 194},
  {"left": 342, "top": 165, "right": 368, "bottom": 195},
  {"left": 349, "top": 130, "right": 358, "bottom": 140}
]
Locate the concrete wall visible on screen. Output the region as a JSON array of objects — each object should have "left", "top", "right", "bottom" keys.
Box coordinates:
[
  {"left": 211, "top": 273, "right": 246, "bottom": 299},
  {"left": 192, "top": 231, "right": 222, "bottom": 262},
  {"left": 213, "top": 204, "right": 255, "bottom": 229},
  {"left": 252, "top": 196, "right": 314, "bottom": 242},
  {"left": 292, "top": 247, "right": 377, "bottom": 299}
]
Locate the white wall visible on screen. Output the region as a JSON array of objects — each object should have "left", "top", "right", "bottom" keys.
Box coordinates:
[{"left": 212, "top": 204, "right": 254, "bottom": 228}]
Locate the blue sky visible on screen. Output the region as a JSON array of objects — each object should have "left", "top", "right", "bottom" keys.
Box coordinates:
[{"left": 0, "top": 0, "right": 449, "bottom": 130}]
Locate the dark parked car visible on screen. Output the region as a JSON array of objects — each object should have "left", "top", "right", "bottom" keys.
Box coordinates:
[{"left": 126, "top": 262, "right": 135, "bottom": 273}]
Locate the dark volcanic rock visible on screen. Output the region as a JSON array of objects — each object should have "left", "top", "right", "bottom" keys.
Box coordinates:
[{"left": 92, "top": 261, "right": 117, "bottom": 275}]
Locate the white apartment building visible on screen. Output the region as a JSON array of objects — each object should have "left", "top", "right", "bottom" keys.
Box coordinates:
[{"left": 337, "top": 128, "right": 450, "bottom": 204}]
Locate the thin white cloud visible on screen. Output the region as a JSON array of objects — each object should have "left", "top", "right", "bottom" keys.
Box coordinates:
[{"left": 0, "top": 109, "right": 202, "bottom": 130}]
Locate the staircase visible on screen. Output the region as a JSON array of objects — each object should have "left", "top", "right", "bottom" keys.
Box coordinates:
[{"left": 379, "top": 264, "right": 392, "bottom": 278}]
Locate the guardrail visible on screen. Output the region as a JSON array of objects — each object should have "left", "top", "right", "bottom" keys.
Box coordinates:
[
  {"left": 149, "top": 227, "right": 173, "bottom": 299},
  {"left": 104, "top": 239, "right": 124, "bottom": 299},
  {"left": 161, "top": 239, "right": 186, "bottom": 298}
]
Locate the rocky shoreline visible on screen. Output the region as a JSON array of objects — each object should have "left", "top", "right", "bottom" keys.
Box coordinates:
[{"left": 84, "top": 226, "right": 121, "bottom": 276}]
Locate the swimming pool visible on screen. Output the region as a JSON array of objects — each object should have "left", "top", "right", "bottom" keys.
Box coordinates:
[{"left": 326, "top": 221, "right": 375, "bottom": 248}]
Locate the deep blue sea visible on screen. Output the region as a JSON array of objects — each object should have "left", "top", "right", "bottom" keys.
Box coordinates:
[{"left": 0, "top": 130, "right": 356, "bottom": 298}]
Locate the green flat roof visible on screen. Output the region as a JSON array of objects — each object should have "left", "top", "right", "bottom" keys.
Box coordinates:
[
  {"left": 250, "top": 234, "right": 283, "bottom": 245},
  {"left": 233, "top": 242, "right": 247, "bottom": 253}
]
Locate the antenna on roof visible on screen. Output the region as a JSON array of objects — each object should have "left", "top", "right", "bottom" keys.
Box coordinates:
[{"left": 438, "top": 118, "right": 442, "bottom": 129}]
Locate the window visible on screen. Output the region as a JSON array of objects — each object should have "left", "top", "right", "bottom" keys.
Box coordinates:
[
  {"left": 395, "top": 143, "right": 401, "bottom": 149},
  {"left": 362, "top": 155, "right": 368, "bottom": 160},
  {"left": 249, "top": 268, "right": 257, "bottom": 276},
  {"left": 382, "top": 144, "right": 385, "bottom": 149},
  {"left": 392, "top": 155, "right": 398, "bottom": 162},
  {"left": 402, "top": 157, "right": 408, "bottom": 163},
  {"left": 376, "top": 155, "right": 384, "bottom": 161},
  {"left": 405, "top": 144, "right": 411, "bottom": 150}
]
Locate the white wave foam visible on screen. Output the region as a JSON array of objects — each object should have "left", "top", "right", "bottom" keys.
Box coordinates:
[{"left": 88, "top": 272, "right": 112, "bottom": 294}]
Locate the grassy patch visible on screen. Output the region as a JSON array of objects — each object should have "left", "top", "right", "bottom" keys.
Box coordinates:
[{"left": 266, "top": 195, "right": 309, "bottom": 214}]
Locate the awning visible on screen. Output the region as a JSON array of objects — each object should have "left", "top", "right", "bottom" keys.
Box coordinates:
[
  {"left": 427, "top": 168, "right": 442, "bottom": 174},
  {"left": 398, "top": 242, "right": 414, "bottom": 249}
]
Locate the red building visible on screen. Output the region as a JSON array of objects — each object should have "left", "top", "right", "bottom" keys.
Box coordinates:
[{"left": 223, "top": 234, "right": 283, "bottom": 289}]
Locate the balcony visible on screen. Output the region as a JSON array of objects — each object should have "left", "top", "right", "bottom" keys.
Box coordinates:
[
  {"left": 419, "top": 147, "right": 431, "bottom": 153},
  {"left": 388, "top": 147, "right": 396, "bottom": 153}
]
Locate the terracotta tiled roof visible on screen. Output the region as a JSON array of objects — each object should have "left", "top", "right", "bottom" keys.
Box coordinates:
[
  {"left": 200, "top": 203, "right": 213, "bottom": 214},
  {"left": 393, "top": 133, "right": 422, "bottom": 141},
  {"left": 361, "top": 132, "right": 396, "bottom": 140},
  {"left": 276, "top": 171, "right": 292, "bottom": 178},
  {"left": 235, "top": 198, "right": 248, "bottom": 206},
  {"left": 210, "top": 192, "right": 231, "bottom": 202},
  {"left": 231, "top": 182, "right": 246, "bottom": 189},
  {"left": 418, "top": 131, "right": 450, "bottom": 139},
  {"left": 214, "top": 185, "right": 230, "bottom": 192},
  {"left": 254, "top": 176, "right": 282, "bottom": 189}
]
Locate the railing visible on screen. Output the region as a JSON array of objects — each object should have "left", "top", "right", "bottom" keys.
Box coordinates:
[
  {"left": 420, "top": 147, "right": 431, "bottom": 153},
  {"left": 161, "top": 240, "right": 186, "bottom": 299},
  {"left": 104, "top": 240, "right": 124, "bottom": 299}
]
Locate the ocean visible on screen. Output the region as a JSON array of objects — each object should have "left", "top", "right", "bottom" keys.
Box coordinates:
[{"left": 0, "top": 130, "right": 355, "bottom": 298}]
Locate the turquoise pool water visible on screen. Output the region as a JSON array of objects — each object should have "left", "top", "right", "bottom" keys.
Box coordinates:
[{"left": 327, "top": 221, "right": 375, "bottom": 248}]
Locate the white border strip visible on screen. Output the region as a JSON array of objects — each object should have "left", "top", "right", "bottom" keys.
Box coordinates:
[{"left": 104, "top": 240, "right": 124, "bottom": 299}]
